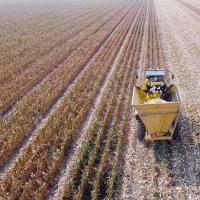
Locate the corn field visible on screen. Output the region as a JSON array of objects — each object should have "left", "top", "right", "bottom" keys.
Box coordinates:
[{"left": 0, "top": 0, "right": 199, "bottom": 199}]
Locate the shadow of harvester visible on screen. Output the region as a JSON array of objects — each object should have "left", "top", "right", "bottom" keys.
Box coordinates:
[{"left": 152, "top": 114, "right": 200, "bottom": 188}]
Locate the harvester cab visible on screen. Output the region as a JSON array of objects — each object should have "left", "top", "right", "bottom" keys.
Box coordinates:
[
  {"left": 141, "top": 69, "right": 176, "bottom": 101},
  {"left": 132, "top": 68, "right": 181, "bottom": 141},
  {"left": 144, "top": 69, "right": 166, "bottom": 95}
]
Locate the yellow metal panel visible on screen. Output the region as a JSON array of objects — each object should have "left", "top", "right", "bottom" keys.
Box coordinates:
[
  {"left": 144, "top": 135, "right": 173, "bottom": 141},
  {"left": 132, "top": 86, "right": 181, "bottom": 140},
  {"left": 134, "top": 103, "right": 180, "bottom": 114},
  {"left": 132, "top": 86, "right": 146, "bottom": 104},
  {"left": 139, "top": 113, "right": 177, "bottom": 135}
]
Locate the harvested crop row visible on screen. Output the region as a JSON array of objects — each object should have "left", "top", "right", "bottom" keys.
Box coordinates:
[
  {"left": 144, "top": 0, "right": 199, "bottom": 198},
  {"left": 0, "top": 0, "right": 132, "bottom": 115},
  {"left": 0, "top": 0, "right": 117, "bottom": 67},
  {"left": 154, "top": 0, "right": 200, "bottom": 198},
  {"left": 120, "top": 0, "right": 199, "bottom": 199},
  {"left": 0, "top": 0, "right": 136, "bottom": 167},
  {"left": 0, "top": 2, "right": 140, "bottom": 199},
  {"left": 62, "top": 1, "right": 147, "bottom": 199}
]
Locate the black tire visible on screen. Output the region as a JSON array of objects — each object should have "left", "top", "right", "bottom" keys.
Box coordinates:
[
  {"left": 172, "top": 122, "right": 181, "bottom": 140},
  {"left": 134, "top": 71, "right": 138, "bottom": 80},
  {"left": 135, "top": 117, "right": 145, "bottom": 141}
]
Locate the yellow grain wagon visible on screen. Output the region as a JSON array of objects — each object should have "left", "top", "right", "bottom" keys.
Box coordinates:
[{"left": 132, "top": 69, "right": 181, "bottom": 141}]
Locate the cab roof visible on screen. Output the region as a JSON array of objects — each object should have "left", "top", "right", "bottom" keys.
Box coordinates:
[{"left": 146, "top": 69, "right": 165, "bottom": 77}]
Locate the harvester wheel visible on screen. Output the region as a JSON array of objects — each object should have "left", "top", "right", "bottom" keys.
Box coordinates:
[
  {"left": 135, "top": 117, "right": 145, "bottom": 140},
  {"left": 172, "top": 122, "right": 181, "bottom": 140}
]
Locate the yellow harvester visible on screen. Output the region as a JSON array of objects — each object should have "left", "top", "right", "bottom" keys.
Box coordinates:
[{"left": 132, "top": 68, "right": 181, "bottom": 141}]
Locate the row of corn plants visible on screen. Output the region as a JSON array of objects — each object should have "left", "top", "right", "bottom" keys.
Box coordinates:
[
  {"left": 69, "top": 77, "right": 123, "bottom": 200},
  {"left": 146, "top": 0, "right": 164, "bottom": 66},
  {"left": 0, "top": 0, "right": 132, "bottom": 115},
  {"left": 152, "top": 0, "right": 166, "bottom": 66},
  {"left": 104, "top": 1, "right": 147, "bottom": 196},
  {"left": 62, "top": 60, "right": 128, "bottom": 200},
  {"left": 62, "top": 2, "right": 147, "bottom": 198},
  {"left": 0, "top": 0, "right": 123, "bottom": 85},
  {"left": 0, "top": 4, "right": 80, "bottom": 37},
  {"left": 0, "top": 2, "right": 141, "bottom": 199},
  {"left": 0, "top": 0, "right": 136, "bottom": 166},
  {"left": 146, "top": 0, "right": 153, "bottom": 66},
  {"left": 106, "top": 3, "right": 148, "bottom": 197},
  {"left": 91, "top": 4, "right": 148, "bottom": 197},
  {"left": 0, "top": 0, "right": 120, "bottom": 72},
  {"left": 0, "top": 0, "right": 110, "bottom": 51}
]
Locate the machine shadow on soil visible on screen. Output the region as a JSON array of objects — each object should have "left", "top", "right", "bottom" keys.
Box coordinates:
[
  {"left": 152, "top": 114, "right": 199, "bottom": 188},
  {"left": 136, "top": 113, "right": 199, "bottom": 188}
]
